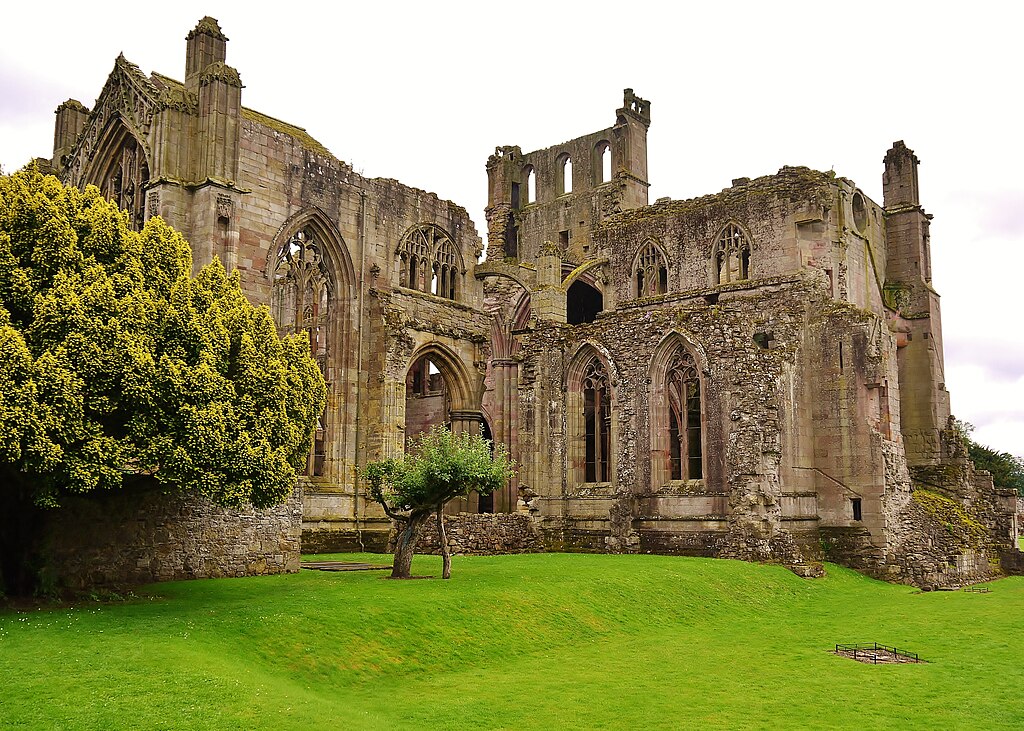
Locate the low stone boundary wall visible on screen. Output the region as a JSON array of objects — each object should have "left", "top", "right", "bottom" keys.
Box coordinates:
[
  {"left": 403, "top": 512, "right": 543, "bottom": 555},
  {"left": 41, "top": 483, "right": 303, "bottom": 589}
]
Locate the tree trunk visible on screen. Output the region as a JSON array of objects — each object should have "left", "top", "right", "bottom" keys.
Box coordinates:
[
  {"left": 437, "top": 503, "right": 451, "bottom": 579},
  {"left": 391, "top": 511, "right": 429, "bottom": 579}
]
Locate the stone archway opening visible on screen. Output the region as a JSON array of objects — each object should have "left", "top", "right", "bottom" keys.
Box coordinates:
[{"left": 405, "top": 355, "right": 450, "bottom": 444}]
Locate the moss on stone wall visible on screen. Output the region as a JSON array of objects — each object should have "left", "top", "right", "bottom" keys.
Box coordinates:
[{"left": 911, "top": 489, "right": 988, "bottom": 548}]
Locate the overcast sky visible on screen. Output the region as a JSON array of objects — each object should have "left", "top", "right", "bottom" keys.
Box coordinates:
[{"left": 2, "top": 1, "right": 1021, "bottom": 457}]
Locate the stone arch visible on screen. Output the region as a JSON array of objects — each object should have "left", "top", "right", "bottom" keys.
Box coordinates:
[
  {"left": 269, "top": 207, "right": 356, "bottom": 290},
  {"left": 268, "top": 208, "right": 355, "bottom": 479},
  {"left": 648, "top": 332, "right": 707, "bottom": 487},
  {"left": 565, "top": 342, "right": 618, "bottom": 485},
  {"left": 406, "top": 341, "right": 482, "bottom": 419},
  {"left": 83, "top": 115, "right": 151, "bottom": 230}
]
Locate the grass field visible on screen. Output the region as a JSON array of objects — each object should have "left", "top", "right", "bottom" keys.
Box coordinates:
[{"left": 2, "top": 553, "right": 1023, "bottom": 730}]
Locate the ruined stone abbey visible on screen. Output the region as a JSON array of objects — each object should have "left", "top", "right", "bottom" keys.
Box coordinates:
[{"left": 40, "top": 18, "right": 1018, "bottom": 587}]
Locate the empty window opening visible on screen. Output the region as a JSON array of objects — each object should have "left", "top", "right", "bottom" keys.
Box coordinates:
[
  {"left": 559, "top": 229, "right": 570, "bottom": 247},
  {"left": 558, "top": 154, "right": 573, "bottom": 195},
  {"left": 712, "top": 223, "right": 753, "bottom": 284},
  {"left": 582, "top": 358, "right": 611, "bottom": 482},
  {"left": 567, "top": 280, "right": 602, "bottom": 324},
  {"left": 852, "top": 498, "right": 862, "bottom": 521},
  {"left": 272, "top": 227, "right": 333, "bottom": 477},
  {"left": 525, "top": 166, "right": 536, "bottom": 204},
  {"left": 405, "top": 355, "right": 449, "bottom": 447},
  {"left": 753, "top": 332, "right": 774, "bottom": 349},
  {"left": 634, "top": 241, "right": 669, "bottom": 297},
  {"left": 594, "top": 140, "right": 611, "bottom": 184},
  {"left": 504, "top": 213, "right": 519, "bottom": 258},
  {"left": 839, "top": 341, "right": 844, "bottom": 370},
  {"left": 666, "top": 348, "right": 703, "bottom": 481},
  {"left": 398, "top": 224, "right": 461, "bottom": 300}
]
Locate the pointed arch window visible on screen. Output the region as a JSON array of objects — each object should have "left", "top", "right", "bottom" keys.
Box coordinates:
[
  {"left": 582, "top": 357, "right": 611, "bottom": 483},
  {"left": 99, "top": 133, "right": 150, "bottom": 231},
  {"left": 666, "top": 350, "right": 702, "bottom": 480},
  {"left": 634, "top": 240, "right": 669, "bottom": 297},
  {"left": 398, "top": 224, "right": 462, "bottom": 300},
  {"left": 712, "top": 223, "right": 752, "bottom": 284},
  {"left": 651, "top": 342, "right": 703, "bottom": 486},
  {"left": 272, "top": 228, "right": 332, "bottom": 476}
]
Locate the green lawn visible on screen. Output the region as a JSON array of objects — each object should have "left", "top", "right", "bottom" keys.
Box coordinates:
[{"left": 2, "top": 553, "right": 1023, "bottom": 730}]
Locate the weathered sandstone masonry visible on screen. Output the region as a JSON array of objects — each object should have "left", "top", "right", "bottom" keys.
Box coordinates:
[{"left": 42, "top": 18, "right": 1018, "bottom": 587}]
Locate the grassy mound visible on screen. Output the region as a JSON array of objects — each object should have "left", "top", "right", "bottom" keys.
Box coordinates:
[{"left": 2, "top": 553, "right": 1023, "bottom": 729}]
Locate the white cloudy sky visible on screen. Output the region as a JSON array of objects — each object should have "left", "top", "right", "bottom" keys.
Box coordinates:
[{"left": 2, "top": 1, "right": 1021, "bottom": 456}]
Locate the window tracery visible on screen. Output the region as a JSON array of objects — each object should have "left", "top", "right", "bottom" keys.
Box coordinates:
[
  {"left": 665, "top": 349, "right": 702, "bottom": 480},
  {"left": 712, "top": 223, "right": 751, "bottom": 284},
  {"left": 100, "top": 135, "right": 149, "bottom": 230},
  {"left": 272, "top": 228, "right": 332, "bottom": 476},
  {"left": 397, "top": 224, "right": 462, "bottom": 300},
  {"left": 581, "top": 357, "right": 611, "bottom": 483},
  {"left": 634, "top": 240, "right": 669, "bottom": 297}
]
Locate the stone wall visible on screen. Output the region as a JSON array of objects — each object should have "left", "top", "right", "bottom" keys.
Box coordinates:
[
  {"left": 400, "top": 513, "right": 543, "bottom": 556},
  {"left": 40, "top": 484, "right": 303, "bottom": 590}
]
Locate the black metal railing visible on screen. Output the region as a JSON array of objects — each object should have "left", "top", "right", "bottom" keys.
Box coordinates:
[{"left": 834, "top": 643, "right": 921, "bottom": 663}]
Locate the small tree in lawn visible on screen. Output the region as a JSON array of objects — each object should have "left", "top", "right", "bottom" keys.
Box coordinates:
[{"left": 363, "top": 424, "right": 514, "bottom": 579}]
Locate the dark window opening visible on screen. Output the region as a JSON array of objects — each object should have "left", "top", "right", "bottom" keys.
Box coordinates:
[
  {"left": 567, "top": 280, "right": 602, "bottom": 325},
  {"left": 583, "top": 359, "right": 611, "bottom": 483},
  {"left": 667, "top": 349, "right": 702, "bottom": 481},
  {"left": 852, "top": 498, "right": 862, "bottom": 521},
  {"left": 504, "top": 213, "right": 519, "bottom": 258},
  {"left": 559, "top": 229, "right": 570, "bottom": 247},
  {"left": 511, "top": 182, "right": 521, "bottom": 210},
  {"left": 753, "top": 332, "right": 774, "bottom": 349},
  {"left": 839, "top": 341, "right": 844, "bottom": 370}
]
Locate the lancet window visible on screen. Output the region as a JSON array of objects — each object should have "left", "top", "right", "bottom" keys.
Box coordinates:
[
  {"left": 271, "top": 228, "right": 332, "bottom": 476},
  {"left": 665, "top": 349, "right": 702, "bottom": 480},
  {"left": 398, "top": 224, "right": 462, "bottom": 300},
  {"left": 634, "top": 241, "right": 669, "bottom": 297},
  {"left": 582, "top": 357, "right": 612, "bottom": 483},
  {"left": 712, "top": 223, "right": 752, "bottom": 284}
]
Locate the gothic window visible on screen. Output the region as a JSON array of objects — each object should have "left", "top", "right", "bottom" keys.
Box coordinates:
[
  {"left": 581, "top": 357, "right": 611, "bottom": 483},
  {"left": 634, "top": 240, "right": 669, "bottom": 297},
  {"left": 100, "top": 135, "right": 149, "bottom": 231},
  {"left": 398, "top": 224, "right": 462, "bottom": 300},
  {"left": 712, "top": 223, "right": 752, "bottom": 284},
  {"left": 665, "top": 350, "right": 703, "bottom": 480},
  {"left": 272, "top": 228, "right": 332, "bottom": 476},
  {"left": 650, "top": 341, "right": 704, "bottom": 486}
]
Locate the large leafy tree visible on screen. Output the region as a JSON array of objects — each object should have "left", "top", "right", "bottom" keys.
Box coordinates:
[
  {"left": 363, "top": 425, "right": 514, "bottom": 579},
  {"left": 0, "top": 170, "right": 326, "bottom": 594}
]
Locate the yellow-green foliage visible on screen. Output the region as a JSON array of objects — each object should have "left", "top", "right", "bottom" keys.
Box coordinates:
[
  {"left": 912, "top": 489, "right": 988, "bottom": 548},
  {"left": 0, "top": 169, "right": 326, "bottom": 508}
]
